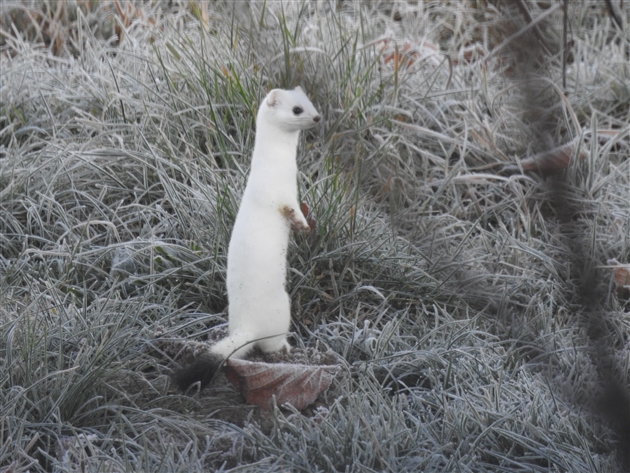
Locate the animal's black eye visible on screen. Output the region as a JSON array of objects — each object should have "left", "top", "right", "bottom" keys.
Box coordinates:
[{"left": 292, "top": 106, "right": 303, "bottom": 115}]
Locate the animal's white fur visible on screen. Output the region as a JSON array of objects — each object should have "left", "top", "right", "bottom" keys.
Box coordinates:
[{"left": 211, "top": 86, "right": 321, "bottom": 360}]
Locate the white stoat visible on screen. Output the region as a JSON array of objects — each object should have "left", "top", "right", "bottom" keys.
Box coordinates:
[{"left": 173, "top": 87, "right": 321, "bottom": 391}]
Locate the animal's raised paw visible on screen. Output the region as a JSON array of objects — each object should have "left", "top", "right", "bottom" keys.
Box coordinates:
[
  {"left": 171, "top": 352, "right": 223, "bottom": 392},
  {"left": 282, "top": 205, "right": 311, "bottom": 233}
]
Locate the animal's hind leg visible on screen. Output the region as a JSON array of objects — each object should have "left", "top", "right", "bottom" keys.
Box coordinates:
[{"left": 258, "top": 335, "right": 291, "bottom": 354}]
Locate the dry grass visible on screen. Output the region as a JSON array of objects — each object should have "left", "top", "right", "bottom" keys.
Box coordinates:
[{"left": 1, "top": 1, "right": 629, "bottom": 472}]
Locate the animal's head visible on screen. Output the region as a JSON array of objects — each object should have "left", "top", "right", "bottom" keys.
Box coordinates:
[{"left": 258, "top": 86, "right": 321, "bottom": 133}]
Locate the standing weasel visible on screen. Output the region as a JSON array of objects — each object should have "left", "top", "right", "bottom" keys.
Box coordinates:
[{"left": 172, "top": 87, "right": 321, "bottom": 391}]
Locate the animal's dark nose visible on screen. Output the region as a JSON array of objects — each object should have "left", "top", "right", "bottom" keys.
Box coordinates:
[{"left": 313, "top": 115, "right": 321, "bottom": 123}]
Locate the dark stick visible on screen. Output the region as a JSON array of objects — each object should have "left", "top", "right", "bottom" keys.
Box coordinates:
[
  {"left": 562, "top": 0, "right": 568, "bottom": 90},
  {"left": 496, "top": 6, "right": 630, "bottom": 469},
  {"left": 514, "top": 0, "right": 553, "bottom": 56},
  {"left": 604, "top": 0, "right": 623, "bottom": 28}
]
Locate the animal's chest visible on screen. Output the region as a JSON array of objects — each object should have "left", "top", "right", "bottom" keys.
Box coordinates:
[{"left": 246, "top": 168, "right": 297, "bottom": 206}]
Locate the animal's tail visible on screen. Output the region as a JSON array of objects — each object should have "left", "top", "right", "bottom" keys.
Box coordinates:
[
  {"left": 171, "top": 332, "right": 256, "bottom": 392},
  {"left": 209, "top": 331, "right": 257, "bottom": 360},
  {"left": 170, "top": 351, "right": 222, "bottom": 392}
]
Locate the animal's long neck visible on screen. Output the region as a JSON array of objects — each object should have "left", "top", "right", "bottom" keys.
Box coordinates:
[{"left": 251, "top": 121, "right": 300, "bottom": 173}]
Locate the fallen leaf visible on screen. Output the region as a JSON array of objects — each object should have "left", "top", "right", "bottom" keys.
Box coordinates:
[
  {"left": 505, "top": 140, "right": 586, "bottom": 174},
  {"left": 300, "top": 202, "right": 309, "bottom": 217},
  {"left": 613, "top": 266, "right": 630, "bottom": 293},
  {"left": 300, "top": 202, "right": 316, "bottom": 231},
  {"left": 520, "top": 143, "right": 577, "bottom": 172},
  {"left": 376, "top": 37, "right": 444, "bottom": 71},
  {"left": 452, "top": 44, "right": 486, "bottom": 65},
  {"left": 225, "top": 359, "right": 340, "bottom": 410}
]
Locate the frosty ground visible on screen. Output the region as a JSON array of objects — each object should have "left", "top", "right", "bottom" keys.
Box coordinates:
[{"left": 1, "top": 1, "right": 629, "bottom": 472}]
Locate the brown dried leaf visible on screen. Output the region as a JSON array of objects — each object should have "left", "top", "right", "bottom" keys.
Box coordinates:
[
  {"left": 300, "top": 202, "right": 309, "bottom": 217},
  {"left": 517, "top": 141, "right": 586, "bottom": 173},
  {"left": 300, "top": 202, "right": 316, "bottom": 232},
  {"left": 225, "top": 359, "right": 340, "bottom": 410},
  {"left": 452, "top": 44, "right": 486, "bottom": 65},
  {"left": 520, "top": 144, "right": 570, "bottom": 172},
  {"left": 377, "top": 38, "right": 443, "bottom": 71},
  {"left": 613, "top": 266, "right": 630, "bottom": 293}
]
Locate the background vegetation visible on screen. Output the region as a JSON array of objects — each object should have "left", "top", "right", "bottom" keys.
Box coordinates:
[{"left": 1, "top": 1, "right": 628, "bottom": 471}]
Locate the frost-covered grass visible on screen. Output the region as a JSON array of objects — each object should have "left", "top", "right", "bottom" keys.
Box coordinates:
[{"left": 1, "top": 1, "right": 629, "bottom": 472}]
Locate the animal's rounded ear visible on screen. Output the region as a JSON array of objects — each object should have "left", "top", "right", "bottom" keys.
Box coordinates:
[
  {"left": 266, "top": 89, "right": 280, "bottom": 107},
  {"left": 294, "top": 86, "right": 304, "bottom": 93}
]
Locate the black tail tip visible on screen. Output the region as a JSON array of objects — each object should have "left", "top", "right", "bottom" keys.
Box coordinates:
[{"left": 170, "top": 353, "right": 223, "bottom": 392}]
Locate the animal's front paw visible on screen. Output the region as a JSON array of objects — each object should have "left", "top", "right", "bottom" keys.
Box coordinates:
[{"left": 281, "top": 205, "right": 311, "bottom": 233}]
